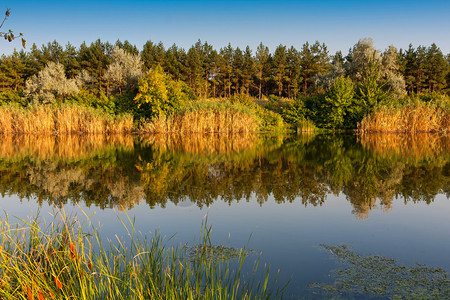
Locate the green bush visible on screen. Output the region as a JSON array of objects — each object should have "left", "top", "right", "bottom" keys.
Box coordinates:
[
  {"left": 0, "top": 90, "right": 28, "bottom": 107},
  {"left": 266, "top": 94, "right": 281, "bottom": 111},
  {"left": 110, "top": 93, "right": 137, "bottom": 115},
  {"left": 229, "top": 93, "right": 284, "bottom": 131},
  {"left": 66, "top": 90, "right": 116, "bottom": 115},
  {"left": 280, "top": 98, "right": 307, "bottom": 125}
]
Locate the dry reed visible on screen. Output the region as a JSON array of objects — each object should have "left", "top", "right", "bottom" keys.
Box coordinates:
[
  {"left": 0, "top": 105, "right": 133, "bottom": 134},
  {"left": 358, "top": 103, "right": 450, "bottom": 133},
  {"left": 139, "top": 109, "right": 260, "bottom": 133}
]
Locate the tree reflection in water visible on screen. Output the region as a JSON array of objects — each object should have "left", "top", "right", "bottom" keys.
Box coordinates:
[{"left": 0, "top": 133, "right": 448, "bottom": 218}]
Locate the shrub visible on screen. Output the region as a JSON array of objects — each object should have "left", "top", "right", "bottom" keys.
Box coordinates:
[
  {"left": 0, "top": 90, "right": 28, "bottom": 106},
  {"left": 229, "top": 94, "right": 285, "bottom": 131},
  {"left": 280, "top": 98, "right": 306, "bottom": 125}
]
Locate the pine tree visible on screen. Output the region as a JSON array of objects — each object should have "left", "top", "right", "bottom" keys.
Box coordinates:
[
  {"left": 77, "top": 39, "right": 112, "bottom": 94},
  {"left": 272, "top": 44, "right": 288, "bottom": 97},
  {"left": 186, "top": 40, "right": 204, "bottom": 97},
  {"left": 300, "top": 41, "right": 330, "bottom": 95},
  {"left": 141, "top": 41, "right": 165, "bottom": 72},
  {"left": 232, "top": 47, "right": 244, "bottom": 95},
  {"left": 219, "top": 44, "right": 234, "bottom": 97},
  {"left": 255, "top": 42, "right": 270, "bottom": 99},
  {"left": 62, "top": 42, "right": 81, "bottom": 79},
  {"left": 424, "top": 43, "right": 448, "bottom": 92},
  {"left": 0, "top": 51, "right": 26, "bottom": 91},
  {"left": 401, "top": 44, "right": 417, "bottom": 94},
  {"left": 241, "top": 46, "right": 255, "bottom": 95},
  {"left": 287, "top": 46, "right": 301, "bottom": 99}
]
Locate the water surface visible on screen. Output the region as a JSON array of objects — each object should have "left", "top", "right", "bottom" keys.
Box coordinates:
[{"left": 0, "top": 133, "right": 448, "bottom": 298}]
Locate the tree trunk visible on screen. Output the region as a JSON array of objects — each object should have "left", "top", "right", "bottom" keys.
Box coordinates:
[{"left": 259, "top": 69, "right": 262, "bottom": 100}]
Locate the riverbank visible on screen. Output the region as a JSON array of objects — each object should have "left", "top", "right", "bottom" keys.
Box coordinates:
[{"left": 0, "top": 92, "right": 448, "bottom": 134}]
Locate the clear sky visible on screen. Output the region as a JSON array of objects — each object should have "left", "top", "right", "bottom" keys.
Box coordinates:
[{"left": 1, "top": 0, "right": 450, "bottom": 56}]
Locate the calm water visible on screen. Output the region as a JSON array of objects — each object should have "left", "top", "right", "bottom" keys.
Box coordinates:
[{"left": 0, "top": 133, "right": 449, "bottom": 298}]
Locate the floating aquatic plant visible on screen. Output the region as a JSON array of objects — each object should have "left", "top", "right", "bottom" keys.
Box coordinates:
[{"left": 310, "top": 245, "right": 449, "bottom": 299}]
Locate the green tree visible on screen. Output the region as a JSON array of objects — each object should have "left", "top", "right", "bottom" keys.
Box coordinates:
[
  {"left": 423, "top": 43, "right": 448, "bottom": 92},
  {"left": 323, "top": 76, "right": 355, "bottom": 128},
  {"left": 300, "top": 41, "right": 330, "bottom": 95},
  {"left": 0, "top": 50, "right": 26, "bottom": 90},
  {"left": 400, "top": 44, "right": 418, "bottom": 94},
  {"left": 134, "top": 65, "right": 189, "bottom": 118},
  {"left": 202, "top": 41, "right": 215, "bottom": 98},
  {"left": 77, "top": 39, "right": 112, "bottom": 94},
  {"left": 232, "top": 47, "right": 244, "bottom": 95},
  {"left": 208, "top": 49, "right": 220, "bottom": 98},
  {"left": 186, "top": 40, "right": 204, "bottom": 97},
  {"left": 62, "top": 43, "right": 81, "bottom": 79},
  {"left": 272, "top": 44, "right": 288, "bottom": 97},
  {"left": 219, "top": 44, "right": 234, "bottom": 97},
  {"left": 241, "top": 46, "right": 255, "bottom": 95},
  {"left": 141, "top": 41, "right": 165, "bottom": 72},
  {"left": 356, "top": 56, "right": 389, "bottom": 114},
  {"left": 287, "top": 46, "right": 302, "bottom": 99},
  {"left": 255, "top": 42, "right": 270, "bottom": 99},
  {"left": 164, "top": 44, "right": 187, "bottom": 81}
]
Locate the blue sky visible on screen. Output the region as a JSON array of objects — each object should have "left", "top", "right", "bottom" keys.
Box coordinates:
[{"left": 1, "top": 0, "right": 450, "bottom": 56}]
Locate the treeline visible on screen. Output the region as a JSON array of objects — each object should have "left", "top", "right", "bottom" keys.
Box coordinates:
[
  {"left": 0, "top": 38, "right": 449, "bottom": 131},
  {"left": 2, "top": 38, "right": 449, "bottom": 97}
]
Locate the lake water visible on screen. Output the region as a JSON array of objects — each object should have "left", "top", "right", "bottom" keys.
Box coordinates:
[{"left": 0, "top": 133, "right": 448, "bottom": 298}]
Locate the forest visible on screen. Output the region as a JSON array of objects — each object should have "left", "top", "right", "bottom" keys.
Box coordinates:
[{"left": 0, "top": 38, "right": 449, "bottom": 132}]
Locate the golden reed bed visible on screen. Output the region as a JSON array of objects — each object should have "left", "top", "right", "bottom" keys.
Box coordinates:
[
  {"left": 358, "top": 104, "right": 449, "bottom": 133},
  {"left": 138, "top": 110, "right": 259, "bottom": 133},
  {"left": 0, "top": 105, "right": 133, "bottom": 134}
]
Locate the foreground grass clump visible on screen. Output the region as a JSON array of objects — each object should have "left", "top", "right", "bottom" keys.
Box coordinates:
[
  {"left": 0, "top": 211, "right": 285, "bottom": 300},
  {"left": 0, "top": 104, "right": 133, "bottom": 134},
  {"left": 138, "top": 100, "right": 261, "bottom": 133},
  {"left": 358, "top": 101, "right": 450, "bottom": 133}
]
